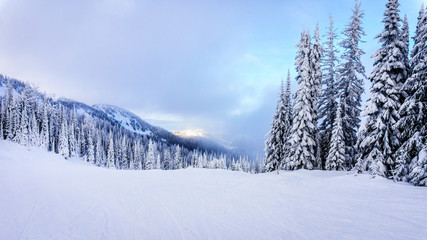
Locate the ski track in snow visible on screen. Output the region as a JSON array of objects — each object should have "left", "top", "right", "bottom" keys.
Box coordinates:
[
  {"left": 1, "top": 140, "right": 427, "bottom": 240},
  {"left": 19, "top": 201, "right": 38, "bottom": 240}
]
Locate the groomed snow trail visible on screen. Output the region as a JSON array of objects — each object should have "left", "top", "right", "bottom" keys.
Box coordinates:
[{"left": 0, "top": 141, "right": 426, "bottom": 240}]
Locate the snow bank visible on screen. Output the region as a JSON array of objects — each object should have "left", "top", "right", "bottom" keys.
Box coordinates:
[{"left": 0, "top": 141, "right": 426, "bottom": 240}]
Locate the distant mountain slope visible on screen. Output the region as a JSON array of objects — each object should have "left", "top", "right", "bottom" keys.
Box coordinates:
[
  {"left": 93, "top": 104, "right": 154, "bottom": 136},
  {"left": 93, "top": 104, "right": 229, "bottom": 153},
  {"left": 57, "top": 99, "right": 118, "bottom": 126},
  {"left": 0, "top": 74, "right": 229, "bottom": 154}
]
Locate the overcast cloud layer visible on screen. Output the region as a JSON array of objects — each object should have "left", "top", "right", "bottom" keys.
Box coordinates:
[{"left": 0, "top": 0, "right": 422, "bottom": 156}]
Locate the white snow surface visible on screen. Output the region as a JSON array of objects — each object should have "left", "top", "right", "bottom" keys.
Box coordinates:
[{"left": 1, "top": 141, "right": 426, "bottom": 240}]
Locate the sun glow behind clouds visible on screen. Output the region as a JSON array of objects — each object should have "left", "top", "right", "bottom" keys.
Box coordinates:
[{"left": 173, "top": 129, "right": 206, "bottom": 138}]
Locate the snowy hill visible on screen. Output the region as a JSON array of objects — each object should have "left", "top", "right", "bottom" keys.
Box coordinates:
[
  {"left": 1, "top": 140, "right": 426, "bottom": 240},
  {"left": 93, "top": 104, "right": 154, "bottom": 136},
  {"left": 57, "top": 98, "right": 119, "bottom": 125},
  {"left": 93, "top": 104, "right": 229, "bottom": 153}
]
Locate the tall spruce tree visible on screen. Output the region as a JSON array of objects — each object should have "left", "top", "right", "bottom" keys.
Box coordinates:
[
  {"left": 356, "top": 0, "right": 407, "bottom": 178},
  {"left": 337, "top": 0, "right": 366, "bottom": 168},
  {"left": 40, "top": 97, "right": 49, "bottom": 150},
  {"left": 145, "top": 139, "right": 156, "bottom": 170},
  {"left": 264, "top": 78, "right": 289, "bottom": 172},
  {"left": 68, "top": 107, "right": 77, "bottom": 157},
  {"left": 311, "top": 24, "right": 323, "bottom": 168},
  {"left": 281, "top": 70, "right": 293, "bottom": 168},
  {"left": 58, "top": 106, "right": 69, "bottom": 158},
  {"left": 163, "top": 147, "right": 172, "bottom": 170},
  {"left": 107, "top": 131, "right": 115, "bottom": 169},
  {"left": 29, "top": 111, "right": 39, "bottom": 146},
  {"left": 48, "top": 105, "right": 57, "bottom": 153},
  {"left": 401, "top": 15, "right": 410, "bottom": 73},
  {"left": 5, "top": 82, "right": 16, "bottom": 141},
  {"left": 85, "top": 120, "right": 95, "bottom": 164},
  {"left": 395, "top": 4, "right": 427, "bottom": 185},
  {"left": 319, "top": 14, "right": 339, "bottom": 168},
  {"left": 286, "top": 30, "right": 317, "bottom": 170},
  {"left": 17, "top": 101, "right": 29, "bottom": 146},
  {"left": 133, "top": 141, "right": 141, "bottom": 170},
  {"left": 95, "top": 131, "right": 104, "bottom": 167},
  {"left": 3, "top": 83, "right": 17, "bottom": 142},
  {"left": 326, "top": 101, "right": 346, "bottom": 170},
  {"left": 120, "top": 135, "right": 128, "bottom": 169},
  {"left": 174, "top": 145, "right": 182, "bottom": 169}
]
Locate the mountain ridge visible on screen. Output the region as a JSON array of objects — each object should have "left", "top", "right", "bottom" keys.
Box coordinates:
[{"left": 0, "top": 74, "right": 230, "bottom": 154}]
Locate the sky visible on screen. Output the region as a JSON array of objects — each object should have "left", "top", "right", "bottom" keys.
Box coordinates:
[{"left": 0, "top": 0, "right": 424, "bottom": 157}]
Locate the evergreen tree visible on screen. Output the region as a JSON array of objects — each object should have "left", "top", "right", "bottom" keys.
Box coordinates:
[
  {"left": 319, "top": 14, "right": 339, "bottom": 168},
  {"left": 337, "top": 0, "right": 366, "bottom": 168},
  {"left": 145, "top": 139, "right": 156, "bottom": 170},
  {"left": 85, "top": 120, "right": 95, "bottom": 164},
  {"left": 311, "top": 24, "right": 323, "bottom": 168},
  {"left": 201, "top": 152, "right": 208, "bottom": 168},
  {"left": 395, "top": 4, "right": 427, "bottom": 184},
  {"left": 264, "top": 77, "right": 290, "bottom": 172},
  {"left": 95, "top": 131, "right": 104, "bottom": 167},
  {"left": 68, "top": 107, "right": 77, "bottom": 157},
  {"left": 11, "top": 94, "right": 20, "bottom": 142},
  {"left": 17, "top": 85, "right": 38, "bottom": 146},
  {"left": 156, "top": 154, "right": 161, "bottom": 170},
  {"left": 120, "top": 135, "right": 128, "bottom": 169},
  {"left": 48, "top": 105, "right": 58, "bottom": 153},
  {"left": 5, "top": 82, "right": 15, "bottom": 141},
  {"left": 408, "top": 149, "right": 427, "bottom": 186},
  {"left": 29, "top": 111, "right": 39, "bottom": 146},
  {"left": 40, "top": 97, "right": 49, "bottom": 150},
  {"left": 58, "top": 121, "right": 70, "bottom": 158},
  {"left": 16, "top": 101, "right": 29, "bottom": 146},
  {"left": 174, "top": 145, "right": 182, "bottom": 169},
  {"left": 58, "top": 107, "right": 69, "bottom": 158},
  {"left": 286, "top": 30, "right": 317, "bottom": 170},
  {"left": 401, "top": 15, "right": 410, "bottom": 72},
  {"left": 133, "top": 141, "right": 141, "bottom": 170},
  {"left": 163, "top": 147, "right": 172, "bottom": 170},
  {"left": 282, "top": 70, "right": 293, "bottom": 168},
  {"left": 326, "top": 101, "right": 346, "bottom": 170},
  {"left": 107, "top": 131, "right": 115, "bottom": 168},
  {"left": 219, "top": 153, "right": 227, "bottom": 169},
  {"left": 356, "top": 0, "right": 407, "bottom": 178}
]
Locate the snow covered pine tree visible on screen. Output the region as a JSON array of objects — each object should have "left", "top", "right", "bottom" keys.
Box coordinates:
[
  {"left": 319, "top": 14, "right": 339, "bottom": 169},
  {"left": 395, "top": 5, "right": 427, "bottom": 185},
  {"left": 286, "top": 30, "right": 318, "bottom": 170},
  {"left": 337, "top": 0, "right": 366, "bottom": 169},
  {"left": 264, "top": 75, "right": 291, "bottom": 172},
  {"left": 356, "top": 0, "right": 408, "bottom": 178}
]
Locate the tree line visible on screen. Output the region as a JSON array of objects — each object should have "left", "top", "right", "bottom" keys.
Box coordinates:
[
  {"left": 0, "top": 77, "right": 262, "bottom": 173},
  {"left": 265, "top": 0, "right": 426, "bottom": 186}
]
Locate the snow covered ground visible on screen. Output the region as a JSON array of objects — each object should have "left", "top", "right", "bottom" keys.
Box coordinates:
[{"left": 0, "top": 141, "right": 426, "bottom": 240}]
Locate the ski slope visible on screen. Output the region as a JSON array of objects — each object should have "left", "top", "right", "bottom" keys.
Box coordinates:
[{"left": 0, "top": 141, "right": 426, "bottom": 240}]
